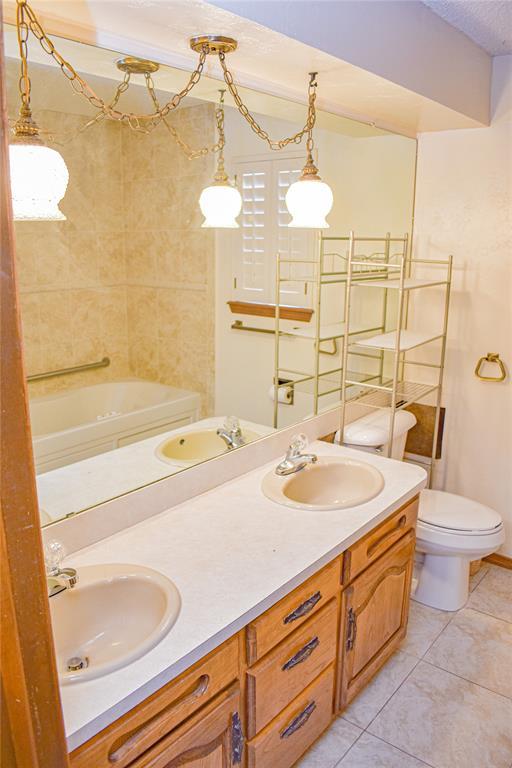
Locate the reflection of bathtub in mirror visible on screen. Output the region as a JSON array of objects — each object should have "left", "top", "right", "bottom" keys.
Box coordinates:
[
  {"left": 30, "top": 379, "right": 201, "bottom": 473},
  {"left": 36, "top": 417, "right": 274, "bottom": 525}
]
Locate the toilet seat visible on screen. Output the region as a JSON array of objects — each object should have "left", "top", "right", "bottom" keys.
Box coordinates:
[{"left": 418, "top": 489, "right": 502, "bottom": 534}]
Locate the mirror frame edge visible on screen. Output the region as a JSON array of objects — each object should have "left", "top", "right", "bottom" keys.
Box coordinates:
[{"left": 0, "top": 11, "right": 69, "bottom": 766}]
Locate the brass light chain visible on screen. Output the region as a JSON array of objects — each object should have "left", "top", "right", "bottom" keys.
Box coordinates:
[
  {"left": 19, "top": 0, "right": 208, "bottom": 131},
  {"left": 219, "top": 54, "right": 318, "bottom": 151},
  {"left": 14, "top": 0, "right": 319, "bottom": 153},
  {"left": 145, "top": 75, "right": 226, "bottom": 160}
]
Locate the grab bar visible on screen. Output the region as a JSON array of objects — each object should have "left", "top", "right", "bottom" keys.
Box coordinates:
[{"left": 27, "top": 356, "right": 110, "bottom": 383}]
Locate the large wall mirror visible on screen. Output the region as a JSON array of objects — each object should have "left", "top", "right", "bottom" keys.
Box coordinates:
[{"left": 4, "top": 25, "right": 417, "bottom": 527}]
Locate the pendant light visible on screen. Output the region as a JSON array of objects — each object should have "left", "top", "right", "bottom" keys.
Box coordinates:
[
  {"left": 199, "top": 91, "right": 242, "bottom": 228},
  {"left": 285, "top": 73, "right": 333, "bottom": 229},
  {"left": 10, "top": 1, "right": 336, "bottom": 226},
  {"left": 9, "top": 0, "right": 69, "bottom": 221}
]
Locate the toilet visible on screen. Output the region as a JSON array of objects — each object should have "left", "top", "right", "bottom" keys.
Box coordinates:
[
  {"left": 335, "top": 409, "right": 505, "bottom": 611},
  {"left": 335, "top": 409, "right": 417, "bottom": 459},
  {"left": 414, "top": 490, "right": 504, "bottom": 610}
]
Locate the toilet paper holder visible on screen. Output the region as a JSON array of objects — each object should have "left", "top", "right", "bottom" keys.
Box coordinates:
[{"left": 474, "top": 353, "right": 507, "bottom": 382}]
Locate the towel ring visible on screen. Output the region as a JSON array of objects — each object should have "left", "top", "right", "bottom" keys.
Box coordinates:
[{"left": 474, "top": 353, "right": 507, "bottom": 382}]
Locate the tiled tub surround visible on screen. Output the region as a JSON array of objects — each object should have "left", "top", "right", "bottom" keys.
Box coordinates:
[
  {"left": 8, "top": 55, "right": 217, "bottom": 414},
  {"left": 56, "top": 441, "right": 427, "bottom": 750},
  {"left": 296, "top": 563, "right": 512, "bottom": 768}
]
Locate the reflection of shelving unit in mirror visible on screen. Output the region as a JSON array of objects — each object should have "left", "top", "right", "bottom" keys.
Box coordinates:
[
  {"left": 272, "top": 232, "right": 407, "bottom": 428},
  {"left": 339, "top": 234, "right": 453, "bottom": 486}
]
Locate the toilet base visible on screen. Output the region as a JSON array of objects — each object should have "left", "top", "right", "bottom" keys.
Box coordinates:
[{"left": 414, "top": 554, "right": 469, "bottom": 611}]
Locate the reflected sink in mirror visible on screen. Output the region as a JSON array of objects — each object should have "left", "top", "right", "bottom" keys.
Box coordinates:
[
  {"left": 262, "top": 456, "right": 384, "bottom": 511},
  {"left": 156, "top": 427, "right": 262, "bottom": 466},
  {"left": 50, "top": 564, "right": 180, "bottom": 684}
]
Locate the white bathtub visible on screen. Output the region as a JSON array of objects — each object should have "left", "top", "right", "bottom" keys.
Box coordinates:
[{"left": 30, "top": 379, "right": 200, "bottom": 472}]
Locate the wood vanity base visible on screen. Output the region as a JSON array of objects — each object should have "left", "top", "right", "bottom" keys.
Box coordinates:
[{"left": 70, "top": 496, "right": 418, "bottom": 768}]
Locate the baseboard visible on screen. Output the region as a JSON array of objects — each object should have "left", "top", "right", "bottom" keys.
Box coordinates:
[{"left": 483, "top": 553, "right": 512, "bottom": 570}]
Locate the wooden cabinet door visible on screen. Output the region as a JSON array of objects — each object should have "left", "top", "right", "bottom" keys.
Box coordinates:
[
  {"left": 337, "top": 531, "right": 415, "bottom": 710},
  {"left": 132, "top": 686, "right": 243, "bottom": 768}
]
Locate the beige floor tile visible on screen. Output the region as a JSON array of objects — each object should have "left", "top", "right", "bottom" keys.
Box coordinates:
[
  {"left": 343, "top": 651, "right": 419, "bottom": 729},
  {"left": 469, "top": 563, "right": 490, "bottom": 592},
  {"left": 368, "top": 661, "right": 512, "bottom": 768},
  {"left": 467, "top": 565, "right": 512, "bottom": 623},
  {"left": 400, "top": 599, "right": 455, "bottom": 658},
  {"left": 338, "top": 732, "right": 433, "bottom": 767},
  {"left": 425, "top": 607, "right": 512, "bottom": 698},
  {"left": 295, "top": 717, "right": 362, "bottom": 768}
]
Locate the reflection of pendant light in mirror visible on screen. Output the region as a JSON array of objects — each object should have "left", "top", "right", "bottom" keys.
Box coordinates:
[
  {"left": 286, "top": 157, "right": 333, "bottom": 229},
  {"left": 9, "top": 108, "right": 69, "bottom": 221},
  {"left": 199, "top": 90, "right": 242, "bottom": 228},
  {"left": 286, "top": 73, "right": 333, "bottom": 229},
  {"left": 9, "top": 0, "right": 69, "bottom": 222}
]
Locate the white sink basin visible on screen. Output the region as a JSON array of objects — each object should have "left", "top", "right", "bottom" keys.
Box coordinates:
[
  {"left": 262, "top": 456, "right": 384, "bottom": 511},
  {"left": 156, "top": 428, "right": 261, "bottom": 465},
  {"left": 50, "top": 563, "right": 180, "bottom": 684}
]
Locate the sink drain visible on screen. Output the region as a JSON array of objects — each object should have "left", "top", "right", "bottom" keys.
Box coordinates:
[{"left": 66, "top": 656, "right": 89, "bottom": 672}]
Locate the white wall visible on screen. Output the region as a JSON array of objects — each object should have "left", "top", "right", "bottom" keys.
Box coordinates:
[
  {"left": 215, "top": 107, "right": 416, "bottom": 428},
  {"left": 208, "top": 0, "right": 491, "bottom": 125},
  {"left": 411, "top": 56, "right": 512, "bottom": 554}
]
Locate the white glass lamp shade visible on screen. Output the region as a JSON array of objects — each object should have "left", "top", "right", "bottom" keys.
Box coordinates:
[
  {"left": 286, "top": 177, "right": 333, "bottom": 229},
  {"left": 199, "top": 182, "right": 242, "bottom": 228},
  {"left": 9, "top": 143, "right": 69, "bottom": 221}
]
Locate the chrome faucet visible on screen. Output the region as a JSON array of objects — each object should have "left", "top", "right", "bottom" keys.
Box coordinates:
[
  {"left": 217, "top": 416, "right": 246, "bottom": 450},
  {"left": 275, "top": 434, "right": 318, "bottom": 476},
  {"left": 45, "top": 540, "right": 78, "bottom": 598}
]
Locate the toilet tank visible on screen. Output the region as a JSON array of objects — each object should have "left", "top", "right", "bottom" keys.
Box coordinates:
[{"left": 335, "top": 409, "right": 417, "bottom": 459}]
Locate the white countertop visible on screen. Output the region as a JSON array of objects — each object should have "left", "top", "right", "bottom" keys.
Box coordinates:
[
  {"left": 37, "top": 417, "right": 273, "bottom": 522},
  {"left": 60, "top": 442, "right": 426, "bottom": 751}
]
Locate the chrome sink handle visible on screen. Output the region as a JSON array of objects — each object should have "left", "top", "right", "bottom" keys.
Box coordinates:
[
  {"left": 275, "top": 434, "right": 318, "bottom": 476},
  {"left": 217, "top": 415, "right": 246, "bottom": 450},
  {"left": 45, "top": 540, "right": 78, "bottom": 598}
]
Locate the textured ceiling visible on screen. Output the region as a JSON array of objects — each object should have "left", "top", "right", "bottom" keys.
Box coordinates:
[{"left": 422, "top": 0, "right": 512, "bottom": 55}]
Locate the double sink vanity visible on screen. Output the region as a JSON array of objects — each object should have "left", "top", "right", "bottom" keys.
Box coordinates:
[{"left": 49, "top": 440, "right": 426, "bottom": 767}]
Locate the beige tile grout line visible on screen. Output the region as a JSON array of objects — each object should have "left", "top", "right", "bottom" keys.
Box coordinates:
[
  {"left": 419, "top": 657, "right": 512, "bottom": 703},
  {"left": 335, "top": 731, "right": 436, "bottom": 768},
  {"left": 336, "top": 601, "right": 461, "bottom": 766}
]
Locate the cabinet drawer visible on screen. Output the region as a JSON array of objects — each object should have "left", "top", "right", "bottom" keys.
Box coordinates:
[
  {"left": 343, "top": 496, "right": 418, "bottom": 584},
  {"left": 246, "top": 558, "right": 341, "bottom": 665},
  {"left": 247, "top": 665, "right": 334, "bottom": 768},
  {"left": 247, "top": 600, "right": 337, "bottom": 737},
  {"left": 70, "top": 635, "right": 239, "bottom": 768}
]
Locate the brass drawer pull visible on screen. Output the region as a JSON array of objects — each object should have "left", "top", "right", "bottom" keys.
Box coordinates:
[
  {"left": 280, "top": 701, "right": 316, "bottom": 739},
  {"left": 108, "top": 674, "right": 210, "bottom": 764},
  {"left": 282, "top": 637, "right": 320, "bottom": 671},
  {"left": 283, "top": 591, "right": 322, "bottom": 624},
  {"left": 367, "top": 515, "right": 407, "bottom": 558},
  {"left": 346, "top": 608, "right": 358, "bottom": 651},
  {"left": 231, "top": 711, "right": 244, "bottom": 764}
]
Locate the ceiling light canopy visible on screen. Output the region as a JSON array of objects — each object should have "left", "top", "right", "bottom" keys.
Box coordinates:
[{"left": 9, "top": 5, "right": 332, "bottom": 229}]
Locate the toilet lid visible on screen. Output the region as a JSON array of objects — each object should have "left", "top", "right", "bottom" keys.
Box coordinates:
[{"left": 419, "top": 489, "right": 502, "bottom": 533}]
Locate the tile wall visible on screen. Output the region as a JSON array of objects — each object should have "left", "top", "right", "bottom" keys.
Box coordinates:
[{"left": 9, "top": 57, "right": 215, "bottom": 414}]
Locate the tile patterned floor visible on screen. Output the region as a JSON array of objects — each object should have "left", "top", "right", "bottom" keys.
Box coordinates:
[{"left": 297, "top": 564, "right": 512, "bottom": 768}]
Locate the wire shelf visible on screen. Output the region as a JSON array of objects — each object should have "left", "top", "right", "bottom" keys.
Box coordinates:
[{"left": 345, "top": 380, "right": 440, "bottom": 410}]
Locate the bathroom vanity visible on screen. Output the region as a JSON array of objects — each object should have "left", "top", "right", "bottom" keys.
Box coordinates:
[{"left": 63, "top": 444, "right": 422, "bottom": 768}]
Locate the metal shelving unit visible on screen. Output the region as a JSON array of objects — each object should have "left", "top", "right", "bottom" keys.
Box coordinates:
[
  {"left": 339, "top": 232, "right": 453, "bottom": 485},
  {"left": 272, "top": 232, "right": 406, "bottom": 428}
]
